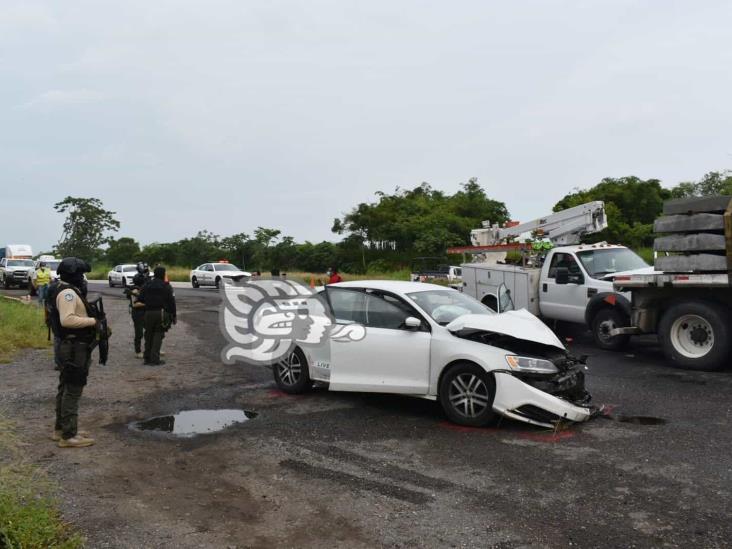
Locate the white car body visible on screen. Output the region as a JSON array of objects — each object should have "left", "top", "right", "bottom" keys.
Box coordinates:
[
  {"left": 279, "top": 280, "right": 593, "bottom": 428},
  {"left": 190, "top": 262, "right": 251, "bottom": 288},
  {"left": 108, "top": 264, "right": 139, "bottom": 287}
]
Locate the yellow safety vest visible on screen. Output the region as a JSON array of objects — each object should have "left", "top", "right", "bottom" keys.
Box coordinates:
[{"left": 36, "top": 268, "right": 52, "bottom": 286}]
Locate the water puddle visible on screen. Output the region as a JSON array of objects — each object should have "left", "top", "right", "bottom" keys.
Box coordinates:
[
  {"left": 616, "top": 415, "right": 667, "bottom": 425},
  {"left": 130, "top": 409, "right": 257, "bottom": 437}
]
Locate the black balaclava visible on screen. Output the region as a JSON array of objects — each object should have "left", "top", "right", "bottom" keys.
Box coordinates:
[
  {"left": 58, "top": 257, "right": 91, "bottom": 297},
  {"left": 154, "top": 266, "right": 166, "bottom": 280}
]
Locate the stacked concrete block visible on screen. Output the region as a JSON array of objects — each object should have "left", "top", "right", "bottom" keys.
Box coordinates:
[{"left": 653, "top": 195, "right": 732, "bottom": 273}]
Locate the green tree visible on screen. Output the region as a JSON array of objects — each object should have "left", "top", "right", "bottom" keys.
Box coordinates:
[
  {"left": 54, "top": 197, "right": 120, "bottom": 260},
  {"left": 670, "top": 170, "right": 732, "bottom": 198},
  {"left": 106, "top": 237, "right": 141, "bottom": 265}
]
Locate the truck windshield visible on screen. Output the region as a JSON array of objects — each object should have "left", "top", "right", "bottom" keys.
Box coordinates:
[
  {"left": 407, "top": 290, "right": 493, "bottom": 325},
  {"left": 7, "top": 260, "right": 34, "bottom": 267},
  {"left": 576, "top": 248, "right": 648, "bottom": 279}
]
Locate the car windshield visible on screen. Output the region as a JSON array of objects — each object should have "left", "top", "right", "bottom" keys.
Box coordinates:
[
  {"left": 7, "top": 260, "right": 34, "bottom": 267},
  {"left": 576, "top": 248, "right": 649, "bottom": 279},
  {"left": 407, "top": 289, "right": 493, "bottom": 325},
  {"left": 45, "top": 262, "right": 60, "bottom": 270},
  {"left": 214, "top": 264, "right": 240, "bottom": 271}
]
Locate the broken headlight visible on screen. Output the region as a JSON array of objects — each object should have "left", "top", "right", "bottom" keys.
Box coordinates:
[{"left": 505, "top": 355, "right": 559, "bottom": 374}]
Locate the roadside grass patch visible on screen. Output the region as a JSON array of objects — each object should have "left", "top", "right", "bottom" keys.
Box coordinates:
[
  {"left": 0, "top": 414, "right": 84, "bottom": 548},
  {"left": 0, "top": 299, "right": 50, "bottom": 363}
]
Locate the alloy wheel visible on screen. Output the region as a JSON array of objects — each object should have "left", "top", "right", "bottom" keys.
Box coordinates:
[{"left": 448, "top": 373, "right": 491, "bottom": 418}]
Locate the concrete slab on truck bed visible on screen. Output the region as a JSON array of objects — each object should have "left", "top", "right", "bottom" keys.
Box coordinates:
[
  {"left": 654, "top": 213, "right": 726, "bottom": 233},
  {"left": 654, "top": 233, "right": 727, "bottom": 252},
  {"left": 662, "top": 195, "right": 732, "bottom": 215},
  {"left": 655, "top": 254, "right": 728, "bottom": 272}
]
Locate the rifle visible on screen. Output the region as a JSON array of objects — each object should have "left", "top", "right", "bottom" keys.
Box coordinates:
[{"left": 87, "top": 296, "right": 112, "bottom": 365}]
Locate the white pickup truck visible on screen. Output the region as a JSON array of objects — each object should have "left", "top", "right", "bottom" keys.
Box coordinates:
[{"left": 461, "top": 243, "right": 653, "bottom": 350}]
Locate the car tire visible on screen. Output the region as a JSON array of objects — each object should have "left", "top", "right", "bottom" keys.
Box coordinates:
[
  {"left": 108, "top": 276, "right": 113, "bottom": 287},
  {"left": 591, "top": 308, "right": 630, "bottom": 351},
  {"left": 215, "top": 276, "right": 221, "bottom": 289},
  {"left": 658, "top": 300, "right": 731, "bottom": 371},
  {"left": 3, "top": 276, "right": 10, "bottom": 289},
  {"left": 122, "top": 277, "right": 127, "bottom": 287},
  {"left": 192, "top": 276, "right": 200, "bottom": 288},
  {"left": 273, "top": 348, "right": 312, "bottom": 394},
  {"left": 439, "top": 362, "right": 496, "bottom": 427}
]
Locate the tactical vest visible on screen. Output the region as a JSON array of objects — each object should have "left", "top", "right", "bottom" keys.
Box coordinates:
[{"left": 46, "top": 281, "right": 95, "bottom": 340}]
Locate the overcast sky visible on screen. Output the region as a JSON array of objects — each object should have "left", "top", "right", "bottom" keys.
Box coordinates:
[{"left": 2, "top": 1, "right": 731, "bottom": 255}]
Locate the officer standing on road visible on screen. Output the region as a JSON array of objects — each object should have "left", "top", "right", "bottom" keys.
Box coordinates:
[
  {"left": 125, "top": 262, "right": 149, "bottom": 359},
  {"left": 138, "top": 266, "right": 176, "bottom": 366},
  {"left": 48, "top": 257, "right": 97, "bottom": 448}
]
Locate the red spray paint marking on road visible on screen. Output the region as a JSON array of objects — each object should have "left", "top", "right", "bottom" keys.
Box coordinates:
[{"left": 438, "top": 421, "right": 576, "bottom": 442}]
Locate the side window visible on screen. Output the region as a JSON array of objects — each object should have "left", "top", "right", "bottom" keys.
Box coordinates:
[
  {"left": 115, "top": 266, "right": 122, "bottom": 272},
  {"left": 547, "top": 253, "right": 581, "bottom": 278},
  {"left": 327, "top": 288, "right": 366, "bottom": 324},
  {"left": 363, "top": 291, "right": 420, "bottom": 330}
]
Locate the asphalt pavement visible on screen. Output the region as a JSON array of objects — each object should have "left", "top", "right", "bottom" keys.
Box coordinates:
[{"left": 4, "top": 280, "right": 731, "bottom": 547}]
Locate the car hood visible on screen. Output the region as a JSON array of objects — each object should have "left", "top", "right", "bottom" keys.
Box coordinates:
[
  {"left": 446, "top": 310, "right": 565, "bottom": 350},
  {"left": 600, "top": 266, "right": 656, "bottom": 280},
  {"left": 221, "top": 271, "right": 251, "bottom": 278}
]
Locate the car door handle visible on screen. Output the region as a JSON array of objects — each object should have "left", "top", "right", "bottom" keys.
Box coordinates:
[
  {"left": 542, "top": 283, "right": 547, "bottom": 292},
  {"left": 587, "top": 288, "right": 598, "bottom": 298}
]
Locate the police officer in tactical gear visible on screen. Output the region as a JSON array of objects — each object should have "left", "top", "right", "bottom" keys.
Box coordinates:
[
  {"left": 138, "top": 266, "right": 176, "bottom": 365},
  {"left": 125, "top": 262, "right": 149, "bottom": 358},
  {"left": 48, "top": 257, "right": 97, "bottom": 448}
]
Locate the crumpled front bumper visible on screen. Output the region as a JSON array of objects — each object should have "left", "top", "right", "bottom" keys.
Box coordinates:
[{"left": 492, "top": 372, "right": 593, "bottom": 428}]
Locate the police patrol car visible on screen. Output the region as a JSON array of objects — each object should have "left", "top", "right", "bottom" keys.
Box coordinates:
[{"left": 190, "top": 261, "right": 251, "bottom": 288}]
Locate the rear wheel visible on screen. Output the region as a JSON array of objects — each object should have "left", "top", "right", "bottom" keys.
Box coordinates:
[
  {"left": 273, "top": 348, "right": 312, "bottom": 394},
  {"left": 191, "top": 276, "right": 199, "bottom": 288},
  {"left": 439, "top": 363, "right": 496, "bottom": 427},
  {"left": 591, "top": 308, "right": 630, "bottom": 351},
  {"left": 658, "top": 300, "right": 731, "bottom": 371}
]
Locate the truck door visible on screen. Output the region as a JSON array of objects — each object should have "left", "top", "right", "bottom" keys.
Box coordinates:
[{"left": 540, "top": 252, "right": 590, "bottom": 323}]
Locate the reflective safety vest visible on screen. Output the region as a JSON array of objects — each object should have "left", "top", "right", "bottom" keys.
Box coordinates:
[{"left": 36, "top": 268, "right": 52, "bottom": 286}]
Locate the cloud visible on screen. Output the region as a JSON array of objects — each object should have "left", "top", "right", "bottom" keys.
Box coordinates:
[{"left": 19, "top": 88, "right": 104, "bottom": 110}]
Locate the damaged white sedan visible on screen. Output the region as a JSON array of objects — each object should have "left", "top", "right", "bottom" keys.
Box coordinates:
[{"left": 273, "top": 281, "right": 594, "bottom": 428}]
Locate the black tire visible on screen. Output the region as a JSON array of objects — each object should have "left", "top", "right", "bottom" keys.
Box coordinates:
[
  {"left": 591, "top": 308, "right": 630, "bottom": 351},
  {"left": 658, "top": 300, "right": 731, "bottom": 371},
  {"left": 215, "top": 276, "right": 221, "bottom": 289},
  {"left": 191, "top": 276, "right": 199, "bottom": 288},
  {"left": 122, "top": 277, "right": 127, "bottom": 287},
  {"left": 439, "top": 362, "right": 496, "bottom": 427},
  {"left": 108, "top": 276, "right": 113, "bottom": 287},
  {"left": 273, "top": 348, "right": 312, "bottom": 394},
  {"left": 3, "top": 276, "right": 10, "bottom": 289}
]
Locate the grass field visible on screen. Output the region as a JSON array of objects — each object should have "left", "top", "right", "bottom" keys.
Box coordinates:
[
  {"left": 0, "top": 414, "right": 84, "bottom": 548},
  {"left": 0, "top": 299, "right": 51, "bottom": 363}
]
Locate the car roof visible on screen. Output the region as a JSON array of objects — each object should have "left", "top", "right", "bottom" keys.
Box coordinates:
[{"left": 331, "top": 280, "right": 454, "bottom": 293}]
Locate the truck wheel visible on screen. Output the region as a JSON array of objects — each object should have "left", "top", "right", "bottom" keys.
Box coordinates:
[
  {"left": 3, "top": 276, "right": 9, "bottom": 289},
  {"left": 591, "top": 308, "right": 629, "bottom": 351},
  {"left": 658, "top": 300, "right": 731, "bottom": 371}
]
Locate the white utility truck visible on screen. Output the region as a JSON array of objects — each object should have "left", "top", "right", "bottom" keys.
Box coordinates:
[
  {"left": 460, "top": 202, "right": 654, "bottom": 350},
  {"left": 610, "top": 195, "right": 732, "bottom": 371}
]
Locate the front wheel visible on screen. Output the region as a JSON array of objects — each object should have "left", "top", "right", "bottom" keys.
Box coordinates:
[
  {"left": 215, "top": 277, "right": 221, "bottom": 289},
  {"left": 3, "top": 276, "right": 10, "bottom": 289},
  {"left": 439, "top": 363, "right": 496, "bottom": 427},
  {"left": 658, "top": 300, "right": 731, "bottom": 371},
  {"left": 191, "top": 276, "right": 200, "bottom": 288},
  {"left": 108, "top": 276, "right": 113, "bottom": 287},
  {"left": 273, "top": 348, "right": 312, "bottom": 394},
  {"left": 591, "top": 308, "right": 630, "bottom": 351}
]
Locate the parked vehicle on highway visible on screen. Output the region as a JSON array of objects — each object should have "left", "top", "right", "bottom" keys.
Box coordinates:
[
  {"left": 410, "top": 257, "right": 462, "bottom": 286},
  {"left": 0, "top": 257, "right": 35, "bottom": 289},
  {"left": 610, "top": 195, "right": 732, "bottom": 371},
  {"left": 108, "top": 264, "right": 140, "bottom": 287},
  {"left": 2, "top": 244, "right": 33, "bottom": 260},
  {"left": 462, "top": 244, "right": 653, "bottom": 350},
  {"left": 190, "top": 262, "right": 251, "bottom": 288},
  {"left": 273, "top": 281, "right": 593, "bottom": 428}
]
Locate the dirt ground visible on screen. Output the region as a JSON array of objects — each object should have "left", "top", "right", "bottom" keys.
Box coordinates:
[{"left": 2, "top": 284, "right": 731, "bottom": 548}]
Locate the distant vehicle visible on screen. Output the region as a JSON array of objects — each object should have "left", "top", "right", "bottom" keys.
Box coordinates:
[
  {"left": 271, "top": 280, "right": 593, "bottom": 428},
  {"left": 0, "top": 257, "right": 35, "bottom": 289},
  {"left": 3, "top": 244, "right": 33, "bottom": 260},
  {"left": 410, "top": 257, "right": 462, "bottom": 287},
  {"left": 108, "top": 264, "right": 140, "bottom": 287},
  {"left": 190, "top": 262, "right": 251, "bottom": 288}
]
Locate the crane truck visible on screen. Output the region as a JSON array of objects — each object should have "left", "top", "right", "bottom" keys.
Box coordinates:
[{"left": 458, "top": 201, "right": 655, "bottom": 351}]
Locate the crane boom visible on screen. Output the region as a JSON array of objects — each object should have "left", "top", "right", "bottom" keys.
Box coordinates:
[{"left": 470, "top": 201, "right": 608, "bottom": 247}]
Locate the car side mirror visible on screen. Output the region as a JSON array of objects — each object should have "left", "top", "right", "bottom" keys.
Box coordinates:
[
  {"left": 404, "top": 316, "right": 422, "bottom": 330},
  {"left": 555, "top": 267, "right": 569, "bottom": 285}
]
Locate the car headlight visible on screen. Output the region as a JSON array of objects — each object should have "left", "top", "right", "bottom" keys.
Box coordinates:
[{"left": 505, "top": 355, "right": 558, "bottom": 374}]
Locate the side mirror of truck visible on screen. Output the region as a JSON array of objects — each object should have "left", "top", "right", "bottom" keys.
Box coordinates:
[{"left": 555, "top": 267, "right": 569, "bottom": 285}]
